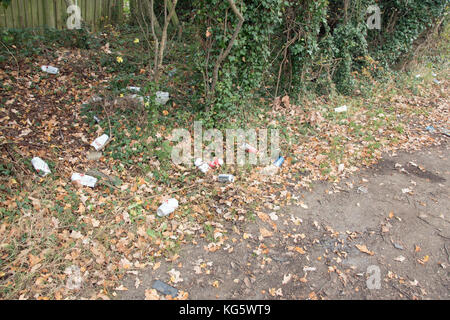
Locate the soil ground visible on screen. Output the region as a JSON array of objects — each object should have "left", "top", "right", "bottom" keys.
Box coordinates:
[{"left": 117, "top": 143, "right": 450, "bottom": 300}]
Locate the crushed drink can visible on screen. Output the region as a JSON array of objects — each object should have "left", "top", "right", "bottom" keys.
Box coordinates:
[
  {"left": 274, "top": 156, "right": 285, "bottom": 167},
  {"left": 242, "top": 143, "right": 258, "bottom": 154},
  {"left": 71, "top": 173, "right": 97, "bottom": 188},
  {"left": 208, "top": 158, "right": 223, "bottom": 169},
  {"left": 218, "top": 174, "right": 235, "bottom": 183},
  {"left": 41, "top": 65, "right": 59, "bottom": 74},
  {"left": 31, "top": 157, "right": 51, "bottom": 176},
  {"left": 91, "top": 134, "right": 109, "bottom": 151},
  {"left": 157, "top": 198, "right": 179, "bottom": 217}
]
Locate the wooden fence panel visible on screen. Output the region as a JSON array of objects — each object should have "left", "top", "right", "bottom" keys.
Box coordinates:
[{"left": 0, "top": 0, "right": 124, "bottom": 30}]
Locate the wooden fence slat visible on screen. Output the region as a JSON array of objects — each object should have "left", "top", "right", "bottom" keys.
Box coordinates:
[{"left": 0, "top": 0, "right": 124, "bottom": 30}]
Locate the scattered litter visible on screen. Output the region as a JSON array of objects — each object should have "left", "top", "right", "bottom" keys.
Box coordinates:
[
  {"left": 338, "top": 163, "right": 345, "bottom": 173},
  {"left": 71, "top": 173, "right": 97, "bottom": 188},
  {"left": 218, "top": 174, "right": 234, "bottom": 183},
  {"left": 41, "top": 65, "right": 59, "bottom": 74},
  {"left": 334, "top": 105, "right": 348, "bottom": 113},
  {"left": 393, "top": 243, "right": 404, "bottom": 250},
  {"left": 152, "top": 280, "right": 178, "bottom": 298},
  {"left": 93, "top": 115, "right": 101, "bottom": 124},
  {"left": 242, "top": 143, "right": 258, "bottom": 154},
  {"left": 31, "top": 157, "right": 51, "bottom": 176},
  {"left": 87, "top": 151, "right": 102, "bottom": 161},
  {"left": 157, "top": 198, "right": 179, "bottom": 217},
  {"left": 394, "top": 255, "right": 406, "bottom": 262},
  {"left": 415, "top": 74, "right": 421, "bottom": 78},
  {"left": 127, "top": 86, "right": 141, "bottom": 92},
  {"left": 432, "top": 72, "right": 437, "bottom": 77},
  {"left": 433, "top": 79, "right": 441, "bottom": 85},
  {"left": 357, "top": 186, "right": 368, "bottom": 194},
  {"left": 90, "top": 134, "right": 109, "bottom": 151},
  {"left": 194, "top": 158, "right": 210, "bottom": 173},
  {"left": 155, "top": 91, "right": 170, "bottom": 105}
]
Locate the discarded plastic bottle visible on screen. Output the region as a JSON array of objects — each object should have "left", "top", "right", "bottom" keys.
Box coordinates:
[
  {"left": 218, "top": 174, "right": 235, "bottom": 183},
  {"left": 31, "top": 157, "right": 51, "bottom": 176},
  {"left": 157, "top": 198, "right": 179, "bottom": 217},
  {"left": 41, "top": 65, "right": 59, "bottom": 74},
  {"left": 274, "top": 156, "right": 285, "bottom": 167}
]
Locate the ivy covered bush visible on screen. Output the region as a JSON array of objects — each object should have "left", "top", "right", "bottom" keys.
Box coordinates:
[{"left": 188, "top": 0, "right": 447, "bottom": 114}]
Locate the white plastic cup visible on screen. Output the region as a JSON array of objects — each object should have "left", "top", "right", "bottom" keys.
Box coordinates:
[
  {"left": 90, "top": 134, "right": 109, "bottom": 150},
  {"left": 157, "top": 198, "right": 179, "bottom": 217},
  {"left": 31, "top": 157, "right": 51, "bottom": 176}
]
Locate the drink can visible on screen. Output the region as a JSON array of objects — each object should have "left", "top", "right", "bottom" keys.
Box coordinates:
[{"left": 218, "top": 174, "right": 235, "bottom": 183}]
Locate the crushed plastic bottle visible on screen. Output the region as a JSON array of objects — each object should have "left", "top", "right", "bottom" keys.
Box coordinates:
[
  {"left": 31, "top": 157, "right": 51, "bottom": 176},
  {"left": 41, "top": 65, "right": 59, "bottom": 74},
  {"left": 71, "top": 173, "right": 97, "bottom": 188},
  {"left": 90, "top": 134, "right": 109, "bottom": 150},
  {"left": 157, "top": 198, "right": 179, "bottom": 217}
]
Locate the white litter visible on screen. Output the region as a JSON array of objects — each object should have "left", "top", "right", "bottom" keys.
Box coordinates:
[
  {"left": 155, "top": 91, "right": 170, "bottom": 105},
  {"left": 90, "top": 134, "right": 109, "bottom": 151},
  {"left": 41, "top": 65, "right": 59, "bottom": 74},
  {"left": 31, "top": 157, "right": 51, "bottom": 176},
  {"left": 157, "top": 198, "right": 179, "bottom": 217},
  {"left": 127, "top": 86, "right": 141, "bottom": 92},
  {"left": 71, "top": 173, "right": 97, "bottom": 188},
  {"left": 334, "top": 105, "right": 348, "bottom": 113}
]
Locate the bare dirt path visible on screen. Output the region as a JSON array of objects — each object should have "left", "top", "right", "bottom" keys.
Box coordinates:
[{"left": 117, "top": 143, "right": 449, "bottom": 300}]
